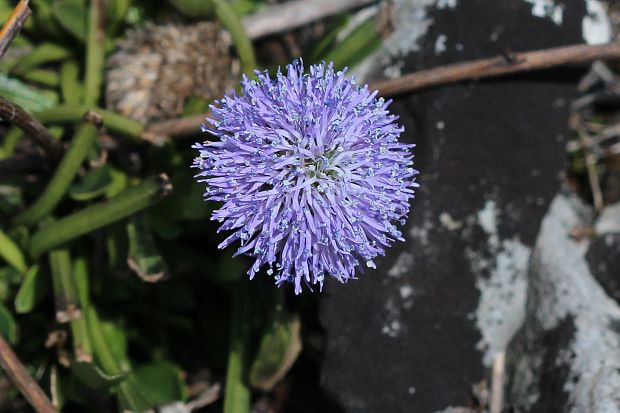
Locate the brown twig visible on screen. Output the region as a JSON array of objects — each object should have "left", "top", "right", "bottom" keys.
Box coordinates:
[
  {"left": 186, "top": 383, "right": 222, "bottom": 411},
  {"left": 0, "top": 0, "right": 31, "bottom": 60},
  {"left": 148, "top": 112, "right": 211, "bottom": 138},
  {"left": 372, "top": 43, "right": 620, "bottom": 97},
  {"left": 148, "top": 43, "right": 620, "bottom": 139},
  {"left": 242, "top": 0, "right": 377, "bottom": 39},
  {"left": 0, "top": 96, "right": 63, "bottom": 158},
  {"left": 0, "top": 334, "right": 57, "bottom": 413},
  {"left": 490, "top": 351, "right": 505, "bottom": 413}
]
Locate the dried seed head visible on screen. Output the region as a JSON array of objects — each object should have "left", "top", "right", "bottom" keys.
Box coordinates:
[{"left": 106, "top": 22, "right": 239, "bottom": 123}]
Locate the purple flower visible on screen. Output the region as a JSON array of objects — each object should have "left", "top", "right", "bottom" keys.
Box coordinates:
[{"left": 193, "top": 60, "right": 418, "bottom": 294}]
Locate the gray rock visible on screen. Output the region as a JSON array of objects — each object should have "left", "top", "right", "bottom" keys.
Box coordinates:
[
  {"left": 507, "top": 194, "right": 620, "bottom": 413},
  {"left": 594, "top": 201, "right": 620, "bottom": 235},
  {"left": 320, "top": 1, "right": 596, "bottom": 412},
  {"left": 587, "top": 201, "right": 620, "bottom": 304}
]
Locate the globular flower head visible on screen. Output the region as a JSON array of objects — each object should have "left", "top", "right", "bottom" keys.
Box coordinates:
[{"left": 193, "top": 60, "right": 419, "bottom": 294}]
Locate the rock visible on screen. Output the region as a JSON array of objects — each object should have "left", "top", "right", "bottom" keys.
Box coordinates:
[
  {"left": 587, "top": 201, "right": 620, "bottom": 304},
  {"left": 320, "top": 1, "right": 598, "bottom": 412},
  {"left": 594, "top": 201, "right": 620, "bottom": 234},
  {"left": 507, "top": 194, "right": 620, "bottom": 412}
]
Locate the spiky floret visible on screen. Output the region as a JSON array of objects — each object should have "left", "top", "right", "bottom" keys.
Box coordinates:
[{"left": 193, "top": 60, "right": 419, "bottom": 294}]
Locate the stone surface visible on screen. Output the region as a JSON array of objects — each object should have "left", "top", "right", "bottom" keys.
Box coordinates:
[
  {"left": 507, "top": 194, "right": 620, "bottom": 413},
  {"left": 587, "top": 201, "right": 620, "bottom": 304},
  {"left": 320, "top": 1, "right": 594, "bottom": 412}
]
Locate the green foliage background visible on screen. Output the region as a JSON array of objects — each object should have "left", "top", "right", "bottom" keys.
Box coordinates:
[{"left": 0, "top": 0, "right": 381, "bottom": 411}]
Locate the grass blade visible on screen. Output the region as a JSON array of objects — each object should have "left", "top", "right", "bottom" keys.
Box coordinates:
[
  {"left": 84, "top": 0, "right": 105, "bottom": 106},
  {"left": 224, "top": 283, "right": 251, "bottom": 413},
  {"left": 15, "top": 119, "right": 99, "bottom": 226},
  {"left": 29, "top": 174, "right": 172, "bottom": 258},
  {"left": 0, "top": 229, "right": 27, "bottom": 273}
]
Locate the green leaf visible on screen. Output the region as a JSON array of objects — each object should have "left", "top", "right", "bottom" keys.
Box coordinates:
[
  {"left": 0, "top": 301, "right": 17, "bottom": 344},
  {"left": 307, "top": 15, "right": 350, "bottom": 63},
  {"left": 322, "top": 17, "right": 382, "bottom": 70},
  {"left": 0, "top": 127, "right": 22, "bottom": 159},
  {"left": 213, "top": 0, "right": 256, "bottom": 75},
  {"left": 98, "top": 319, "right": 129, "bottom": 369},
  {"left": 116, "top": 378, "right": 153, "bottom": 413},
  {"left": 60, "top": 60, "right": 82, "bottom": 105},
  {"left": 35, "top": 105, "right": 145, "bottom": 141},
  {"left": 17, "top": 69, "right": 60, "bottom": 88},
  {"left": 104, "top": 166, "right": 128, "bottom": 198},
  {"left": 69, "top": 165, "right": 114, "bottom": 201},
  {"left": 31, "top": 0, "right": 66, "bottom": 38},
  {"left": 84, "top": 0, "right": 105, "bottom": 106},
  {"left": 224, "top": 284, "right": 251, "bottom": 413},
  {"left": 86, "top": 307, "right": 126, "bottom": 373},
  {"left": 11, "top": 43, "right": 72, "bottom": 74},
  {"left": 29, "top": 175, "right": 172, "bottom": 258},
  {"left": 14, "top": 264, "right": 46, "bottom": 313},
  {"left": 0, "top": 73, "right": 58, "bottom": 112},
  {"left": 15, "top": 122, "right": 99, "bottom": 226},
  {"left": 0, "top": 229, "right": 27, "bottom": 273},
  {"left": 0, "top": 270, "right": 9, "bottom": 302},
  {"left": 71, "top": 361, "right": 127, "bottom": 389},
  {"left": 131, "top": 361, "right": 188, "bottom": 405},
  {"left": 249, "top": 312, "right": 301, "bottom": 390},
  {"left": 49, "top": 248, "right": 80, "bottom": 323},
  {"left": 106, "top": 0, "right": 130, "bottom": 32},
  {"left": 126, "top": 216, "right": 168, "bottom": 282},
  {"left": 231, "top": 0, "right": 259, "bottom": 16},
  {"left": 0, "top": 266, "right": 18, "bottom": 301},
  {"left": 48, "top": 248, "right": 93, "bottom": 359},
  {"left": 73, "top": 255, "right": 90, "bottom": 310},
  {"left": 0, "top": 266, "right": 22, "bottom": 285},
  {"left": 52, "top": 0, "right": 88, "bottom": 42},
  {"left": 70, "top": 255, "right": 93, "bottom": 360},
  {"left": 105, "top": 222, "right": 127, "bottom": 269},
  {"left": 85, "top": 307, "right": 152, "bottom": 412}
]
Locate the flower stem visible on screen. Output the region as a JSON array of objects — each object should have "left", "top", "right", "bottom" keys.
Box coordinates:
[
  {"left": 3, "top": 105, "right": 145, "bottom": 160},
  {"left": 48, "top": 248, "right": 92, "bottom": 361},
  {"left": 223, "top": 282, "right": 251, "bottom": 413},
  {"left": 17, "top": 69, "right": 60, "bottom": 87},
  {"left": 29, "top": 174, "right": 172, "bottom": 258},
  {"left": 60, "top": 61, "right": 81, "bottom": 105},
  {"left": 213, "top": 0, "right": 256, "bottom": 75},
  {"left": 14, "top": 119, "right": 99, "bottom": 226},
  {"left": 84, "top": 0, "right": 105, "bottom": 106},
  {"left": 49, "top": 248, "right": 78, "bottom": 323},
  {"left": 36, "top": 105, "right": 145, "bottom": 139},
  {"left": 85, "top": 306, "right": 149, "bottom": 409},
  {"left": 72, "top": 254, "right": 93, "bottom": 361}
]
